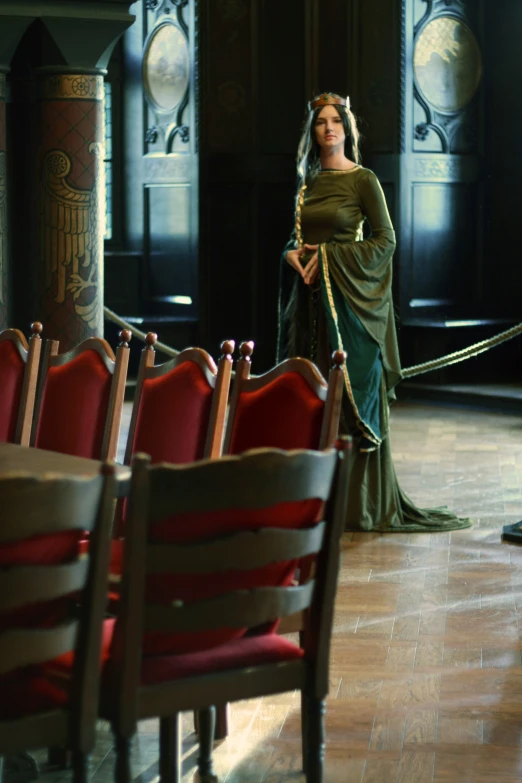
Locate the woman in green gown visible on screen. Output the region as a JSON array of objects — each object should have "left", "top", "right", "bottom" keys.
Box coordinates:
[{"left": 278, "top": 92, "right": 470, "bottom": 532}]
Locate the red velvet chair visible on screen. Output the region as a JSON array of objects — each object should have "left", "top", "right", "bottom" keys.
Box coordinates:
[
  {"left": 101, "top": 445, "right": 350, "bottom": 783},
  {"left": 108, "top": 334, "right": 234, "bottom": 616},
  {"left": 0, "top": 463, "right": 117, "bottom": 782},
  {"left": 218, "top": 342, "right": 346, "bottom": 737},
  {"left": 31, "top": 331, "right": 131, "bottom": 461},
  {"left": 123, "top": 333, "right": 235, "bottom": 467},
  {"left": 223, "top": 341, "right": 346, "bottom": 455},
  {"left": 0, "top": 322, "right": 43, "bottom": 445}
]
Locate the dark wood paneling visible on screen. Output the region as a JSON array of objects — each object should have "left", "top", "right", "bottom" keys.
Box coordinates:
[
  {"left": 410, "top": 183, "right": 477, "bottom": 309},
  {"left": 200, "top": 0, "right": 314, "bottom": 370},
  {"left": 255, "top": 180, "right": 298, "bottom": 365},
  {"left": 399, "top": 0, "right": 485, "bottom": 331},
  {"left": 122, "top": 0, "right": 198, "bottom": 331},
  {"left": 259, "top": 0, "right": 307, "bottom": 153},
  {"left": 316, "top": 0, "right": 350, "bottom": 94},
  {"left": 484, "top": 0, "right": 522, "bottom": 317},
  {"left": 356, "top": 0, "right": 399, "bottom": 155},
  {"left": 104, "top": 252, "right": 142, "bottom": 312},
  {"left": 145, "top": 184, "right": 194, "bottom": 306},
  {"left": 202, "top": 0, "right": 254, "bottom": 153},
  {"left": 201, "top": 181, "right": 254, "bottom": 332}
]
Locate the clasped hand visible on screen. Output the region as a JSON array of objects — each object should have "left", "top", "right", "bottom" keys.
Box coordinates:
[{"left": 285, "top": 244, "right": 320, "bottom": 285}]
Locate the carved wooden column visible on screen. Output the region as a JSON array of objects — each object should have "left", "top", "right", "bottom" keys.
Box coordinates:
[
  {"left": 0, "top": 71, "right": 6, "bottom": 331},
  {"left": 1, "top": 1, "right": 134, "bottom": 348},
  {"left": 35, "top": 70, "right": 105, "bottom": 350}
]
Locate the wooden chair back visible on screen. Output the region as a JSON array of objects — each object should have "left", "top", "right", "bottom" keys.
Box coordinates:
[
  {"left": 223, "top": 341, "right": 345, "bottom": 455},
  {"left": 31, "top": 330, "right": 131, "bottom": 461},
  {"left": 0, "top": 322, "right": 42, "bottom": 445},
  {"left": 0, "top": 463, "right": 116, "bottom": 757},
  {"left": 124, "top": 334, "right": 234, "bottom": 465},
  {"left": 106, "top": 445, "right": 350, "bottom": 745}
]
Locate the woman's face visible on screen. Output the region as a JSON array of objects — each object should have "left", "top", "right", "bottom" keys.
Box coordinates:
[{"left": 314, "top": 106, "right": 346, "bottom": 150}]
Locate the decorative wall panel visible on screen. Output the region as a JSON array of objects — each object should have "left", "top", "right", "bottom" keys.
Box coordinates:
[
  {"left": 411, "top": 182, "right": 477, "bottom": 308},
  {"left": 36, "top": 72, "right": 105, "bottom": 349},
  {"left": 123, "top": 0, "right": 198, "bottom": 326},
  {"left": 145, "top": 184, "right": 194, "bottom": 304},
  {"left": 399, "top": 0, "right": 484, "bottom": 325}
]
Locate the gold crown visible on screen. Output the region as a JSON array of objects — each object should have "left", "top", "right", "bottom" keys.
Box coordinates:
[{"left": 309, "top": 93, "right": 348, "bottom": 111}]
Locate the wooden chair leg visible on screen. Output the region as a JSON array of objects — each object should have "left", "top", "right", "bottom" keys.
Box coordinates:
[
  {"left": 114, "top": 735, "right": 132, "bottom": 783},
  {"left": 197, "top": 707, "right": 217, "bottom": 782},
  {"left": 215, "top": 703, "right": 229, "bottom": 740},
  {"left": 196, "top": 704, "right": 228, "bottom": 740},
  {"left": 304, "top": 695, "right": 326, "bottom": 783},
  {"left": 159, "top": 714, "right": 181, "bottom": 783},
  {"left": 301, "top": 691, "right": 308, "bottom": 774},
  {"left": 72, "top": 751, "right": 89, "bottom": 783}
]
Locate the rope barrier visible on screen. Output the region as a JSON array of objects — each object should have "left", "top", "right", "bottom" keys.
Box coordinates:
[
  {"left": 104, "top": 307, "right": 179, "bottom": 358},
  {"left": 401, "top": 320, "right": 522, "bottom": 378},
  {"left": 104, "top": 305, "right": 522, "bottom": 379}
]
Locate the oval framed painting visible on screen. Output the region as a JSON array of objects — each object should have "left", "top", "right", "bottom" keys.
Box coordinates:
[
  {"left": 143, "top": 19, "right": 190, "bottom": 115},
  {"left": 414, "top": 16, "right": 482, "bottom": 113}
]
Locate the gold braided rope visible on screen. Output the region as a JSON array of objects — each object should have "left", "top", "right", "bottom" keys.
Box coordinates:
[
  {"left": 402, "top": 321, "right": 522, "bottom": 378},
  {"left": 295, "top": 184, "right": 307, "bottom": 249},
  {"left": 104, "top": 306, "right": 180, "bottom": 358},
  {"left": 104, "top": 306, "right": 522, "bottom": 379}
]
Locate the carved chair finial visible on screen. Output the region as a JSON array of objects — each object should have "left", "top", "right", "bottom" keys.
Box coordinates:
[
  {"left": 331, "top": 349, "right": 346, "bottom": 368},
  {"left": 145, "top": 332, "right": 158, "bottom": 350},
  {"left": 30, "top": 322, "right": 43, "bottom": 339},
  {"left": 239, "top": 341, "right": 254, "bottom": 361},
  {"left": 119, "top": 330, "right": 132, "bottom": 347},
  {"left": 220, "top": 339, "right": 235, "bottom": 358}
]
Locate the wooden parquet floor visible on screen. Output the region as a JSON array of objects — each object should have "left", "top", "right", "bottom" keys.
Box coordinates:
[{"left": 26, "top": 402, "right": 522, "bottom": 782}]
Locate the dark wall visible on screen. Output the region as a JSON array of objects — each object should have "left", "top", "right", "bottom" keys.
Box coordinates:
[
  {"left": 199, "top": 0, "right": 309, "bottom": 370},
  {"left": 484, "top": 0, "right": 522, "bottom": 318}
]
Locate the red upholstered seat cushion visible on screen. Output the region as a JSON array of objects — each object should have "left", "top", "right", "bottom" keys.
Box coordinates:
[
  {"left": 0, "top": 619, "right": 115, "bottom": 720},
  {"left": 0, "top": 339, "right": 25, "bottom": 443},
  {"left": 140, "top": 498, "right": 324, "bottom": 656},
  {"left": 139, "top": 634, "right": 303, "bottom": 685},
  {"left": 228, "top": 372, "right": 325, "bottom": 454},
  {"left": 129, "top": 361, "right": 214, "bottom": 464},
  {"left": 34, "top": 349, "right": 112, "bottom": 459}
]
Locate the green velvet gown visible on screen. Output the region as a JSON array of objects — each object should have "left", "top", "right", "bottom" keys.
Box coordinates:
[{"left": 278, "top": 166, "right": 471, "bottom": 532}]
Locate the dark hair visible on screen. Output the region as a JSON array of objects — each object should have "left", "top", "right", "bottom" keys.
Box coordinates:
[
  {"left": 296, "top": 95, "right": 361, "bottom": 187},
  {"left": 312, "top": 104, "right": 360, "bottom": 164}
]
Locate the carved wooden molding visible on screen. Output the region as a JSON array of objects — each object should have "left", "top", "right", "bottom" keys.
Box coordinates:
[
  {"left": 412, "top": 3, "right": 482, "bottom": 154},
  {"left": 143, "top": 2, "right": 191, "bottom": 151}
]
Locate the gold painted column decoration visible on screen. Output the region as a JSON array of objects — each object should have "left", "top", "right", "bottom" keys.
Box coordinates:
[
  {"left": 0, "top": 72, "right": 7, "bottom": 331},
  {"left": 36, "top": 71, "right": 105, "bottom": 350}
]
